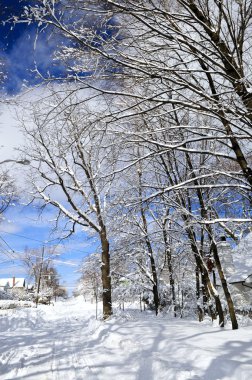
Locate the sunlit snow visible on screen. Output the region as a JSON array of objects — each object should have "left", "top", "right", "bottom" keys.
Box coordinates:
[{"left": 0, "top": 297, "right": 252, "bottom": 379}]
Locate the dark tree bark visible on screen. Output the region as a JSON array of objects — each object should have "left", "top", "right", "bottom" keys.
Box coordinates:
[
  {"left": 100, "top": 229, "right": 112, "bottom": 319},
  {"left": 195, "top": 266, "right": 203, "bottom": 322},
  {"left": 211, "top": 241, "right": 238, "bottom": 330},
  {"left": 162, "top": 221, "right": 176, "bottom": 317}
]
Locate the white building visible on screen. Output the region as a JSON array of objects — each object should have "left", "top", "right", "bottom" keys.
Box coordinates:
[
  {"left": 218, "top": 235, "right": 252, "bottom": 308},
  {"left": 0, "top": 277, "right": 26, "bottom": 293}
]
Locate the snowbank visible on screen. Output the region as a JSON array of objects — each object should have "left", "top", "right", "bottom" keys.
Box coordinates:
[{"left": 0, "top": 300, "right": 34, "bottom": 310}]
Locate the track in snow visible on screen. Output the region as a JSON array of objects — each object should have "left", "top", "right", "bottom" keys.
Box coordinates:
[{"left": 0, "top": 300, "right": 98, "bottom": 380}]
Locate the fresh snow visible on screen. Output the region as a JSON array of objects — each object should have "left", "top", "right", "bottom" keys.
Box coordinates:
[{"left": 0, "top": 298, "right": 252, "bottom": 380}]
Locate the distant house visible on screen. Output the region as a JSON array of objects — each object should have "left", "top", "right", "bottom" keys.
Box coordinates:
[
  {"left": 0, "top": 277, "right": 26, "bottom": 293},
  {"left": 218, "top": 235, "right": 252, "bottom": 307}
]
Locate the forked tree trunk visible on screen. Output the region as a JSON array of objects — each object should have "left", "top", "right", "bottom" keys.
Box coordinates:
[
  {"left": 201, "top": 272, "right": 217, "bottom": 321},
  {"left": 186, "top": 227, "right": 225, "bottom": 327},
  {"left": 183, "top": 154, "right": 228, "bottom": 328},
  {"left": 202, "top": 262, "right": 225, "bottom": 327}
]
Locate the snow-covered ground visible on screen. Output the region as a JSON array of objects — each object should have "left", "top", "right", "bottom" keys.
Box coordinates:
[{"left": 0, "top": 298, "right": 252, "bottom": 380}]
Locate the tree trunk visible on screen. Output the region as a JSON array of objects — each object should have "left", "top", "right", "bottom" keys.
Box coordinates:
[
  {"left": 137, "top": 164, "right": 160, "bottom": 315},
  {"left": 100, "top": 231, "right": 112, "bottom": 319},
  {"left": 211, "top": 242, "right": 238, "bottom": 330},
  {"left": 195, "top": 266, "right": 203, "bottom": 322},
  {"left": 149, "top": 253, "right": 160, "bottom": 315},
  {"left": 163, "top": 224, "right": 176, "bottom": 317},
  {"left": 201, "top": 271, "right": 216, "bottom": 321},
  {"left": 186, "top": 226, "right": 225, "bottom": 327},
  {"left": 202, "top": 264, "right": 225, "bottom": 327}
]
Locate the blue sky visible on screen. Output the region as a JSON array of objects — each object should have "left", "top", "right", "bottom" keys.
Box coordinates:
[
  {"left": 0, "top": 1, "right": 94, "bottom": 293},
  {"left": 0, "top": 0, "right": 116, "bottom": 94},
  {"left": 0, "top": 202, "right": 98, "bottom": 292},
  {"left": 1, "top": 0, "right": 42, "bottom": 93},
  {"left": 0, "top": 0, "right": 67, "bottom": 94}
]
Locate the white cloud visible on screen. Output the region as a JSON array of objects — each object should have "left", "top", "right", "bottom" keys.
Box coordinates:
[
  {"left": 0, "top": 102, "right": 23, "bottom": 161},
  {"left": 0, "top": 220, "right": 22, "bottom": 234}
]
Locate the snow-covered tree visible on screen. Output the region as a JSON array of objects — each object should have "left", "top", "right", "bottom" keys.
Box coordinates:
[
  {"left": 22, "top": 246, "right": 62, "bottom": 303},
  {"left": 78, "top": 253, "right": 102, "bottom": 318},
  {"left": 0, "top": 169, "right": 16, "bottom": 222},
  {"left": 21, "top": 93, "right": 118, "bottom": 318}
]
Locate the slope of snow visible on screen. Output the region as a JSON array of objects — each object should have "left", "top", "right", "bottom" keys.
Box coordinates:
[{"left": 0, "top": 298, "right": 252, "bottom": 379}]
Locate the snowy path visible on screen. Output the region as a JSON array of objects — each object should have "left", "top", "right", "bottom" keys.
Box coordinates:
[
  {"left": 0, "top": 300, "right": 98, "bottom": 380},
  {"left": 1, "top": 299, "right": 252, "bottom": 379}
]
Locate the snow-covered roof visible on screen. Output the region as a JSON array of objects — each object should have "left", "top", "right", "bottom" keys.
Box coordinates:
[
  {"left": 228, "top": 232, "right": 252, "bottom": 283},
  {"left": 0, "top": 278, "right": 26, "bottom": 289}
]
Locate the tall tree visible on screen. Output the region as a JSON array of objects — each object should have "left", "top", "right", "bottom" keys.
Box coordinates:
[{"left": 21, "top": 93, "right": 116, "bottom": 318}]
